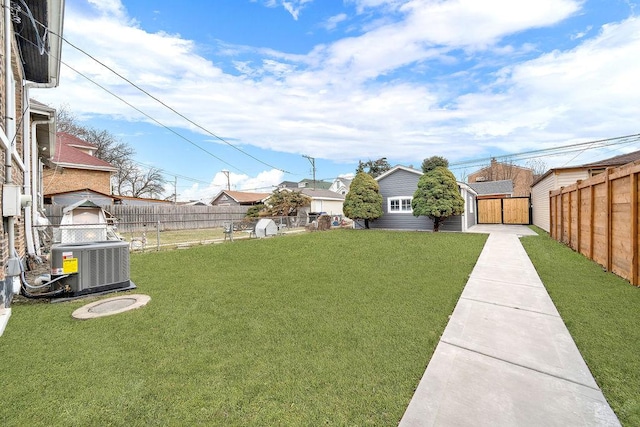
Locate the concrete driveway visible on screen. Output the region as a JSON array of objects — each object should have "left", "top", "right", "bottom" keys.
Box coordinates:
[{"left": 467, "top": 224, "right": 538, "bottom": 236}]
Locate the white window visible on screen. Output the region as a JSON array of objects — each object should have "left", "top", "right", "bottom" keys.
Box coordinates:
[{"left": 388, "top": 197, "right": 413, "bottom": 213}]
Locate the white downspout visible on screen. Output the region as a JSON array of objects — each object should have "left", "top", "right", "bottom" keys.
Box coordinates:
[{"left": 26, "top": 119, "right": 53, "bottom": 257}]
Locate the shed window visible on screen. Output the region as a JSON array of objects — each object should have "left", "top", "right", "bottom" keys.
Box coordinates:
[{"left": 388, "top": 197, "right": 413, "bottom": 213}]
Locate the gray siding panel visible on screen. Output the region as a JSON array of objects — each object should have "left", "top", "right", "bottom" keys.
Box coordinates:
[
  {"left": 440, "top": 215, "right": 462, "bottom": 232},
  {"left": 370, "top": 169, "right": 431, "bottom": 230},
  {"left": 368, "top": 168, "right": 476, "bottom": 232}
]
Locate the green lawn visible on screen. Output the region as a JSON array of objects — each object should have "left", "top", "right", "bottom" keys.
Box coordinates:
[
  {"left": 0, "top": 230, "right": 487, "bottom": 426},
  {"left": 521, "top": 228, "right": 640, "bottom": 426}
]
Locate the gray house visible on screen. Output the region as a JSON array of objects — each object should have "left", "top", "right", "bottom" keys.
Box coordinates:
[{"left": 367, "top": 166, "right": 477, "bottom": 231}]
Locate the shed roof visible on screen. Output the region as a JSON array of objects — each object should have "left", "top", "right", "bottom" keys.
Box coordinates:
[
  {"left": 213, "top": 190, "right": 270, "bottom": 204},
  {"left": 467, "top": 180, "right": 514, "bottom": 195}
]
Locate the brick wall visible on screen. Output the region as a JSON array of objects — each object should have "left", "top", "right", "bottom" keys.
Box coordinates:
[
  {"left": 43, "top": 168, "right": 112, "bottom": 195},
  {"left": 468, "top": 160, "right": 534, "bottom": 197}
]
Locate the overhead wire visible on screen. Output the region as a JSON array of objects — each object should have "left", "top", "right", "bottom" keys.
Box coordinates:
[
  {"left": 17, "top": 8, "right": 640, "bottom": 185},
  {"left": 55, "top": 32, "right": 291, "bottom": 174},
  {"left": 449, "top": 133, "right": 640, "bottom": 171},
  {"left": 18, "top": 9, "right": 291, "bottom": 176}
]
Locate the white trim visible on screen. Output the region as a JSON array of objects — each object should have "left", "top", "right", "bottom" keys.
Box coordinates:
[
  {"left": 388, "top": 196, "right": 413, "bottom": 213},
  {"left": 53, "top": 162, "right": 118, "bottom": 172},
  {"left": 376, "top": 165, "right": 422, "bottom": 181}
]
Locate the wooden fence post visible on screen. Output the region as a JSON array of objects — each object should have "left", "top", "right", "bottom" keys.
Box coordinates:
[
  {"left": 631, "top": 171, "right": 638, "bottom": 286},
  {"left": 576, "top": 181, "right": 582, "bottom": 252},
  {"left": 589, "top": 184, "right": 595, "bottom": 259},
  {"left": 606, "top": 169, "right": 613, "bottom": 272}
]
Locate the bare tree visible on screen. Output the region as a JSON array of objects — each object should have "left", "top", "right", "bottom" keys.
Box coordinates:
[
  {"left": 55, "top": 105, "right": 166, "bottom": 198},
  {"left": 526, "top": 158, "right": 548, "bottom": 180}
]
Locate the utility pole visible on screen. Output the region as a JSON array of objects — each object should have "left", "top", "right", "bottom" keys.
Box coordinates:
[
  {"left": 174, "top": 176, "right": 177, "bottom": 205},
  {"left": 302, "top": 155, "right": 316, "bottom": 190},
  {"left": 222, "top": 170, "right": 231, "bottom": 190}
]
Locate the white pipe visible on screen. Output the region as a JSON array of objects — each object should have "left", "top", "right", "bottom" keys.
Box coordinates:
[
  {"left": 5, "top": 0, "right": 15, "bottom": 260},
  {"left": 26, "top": 118, "right": 53, "bottom": 257}
]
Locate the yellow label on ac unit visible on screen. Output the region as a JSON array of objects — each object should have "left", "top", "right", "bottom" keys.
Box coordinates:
[{"left": 63, "top": 258, "right": 79, "bottom": 274}]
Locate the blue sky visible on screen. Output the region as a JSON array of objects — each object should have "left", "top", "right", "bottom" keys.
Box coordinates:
[{"left": 34, "top": 0, "right": 640, "bottom": 201}]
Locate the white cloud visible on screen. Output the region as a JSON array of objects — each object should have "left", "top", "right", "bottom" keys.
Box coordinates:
[
  {"left": 86, "top": 0, "right": 128, "bottom": 20},
  {"left": 323, "top": 13, "right": 348, "bottom": 31},
  {"left": 262, "top": 0, "right": 314, "bottom": 20},
  {"left": 178, "top": 170, "right": 283, "bottom": 202},
  {"left": 33, "top": 0, "right": 640, "bottom": 187}
]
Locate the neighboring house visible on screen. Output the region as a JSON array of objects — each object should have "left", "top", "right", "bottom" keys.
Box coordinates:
[
  {"left": 181, "top": 200, "right": 209, "bottom": 206},
  {"left": 297, "top": 179, "right": 332, "bottom": 190},
  {"left": 1, "top": 0, "right": 66, "bottom": 335},
  {"left": 43, "top": 132, "right": 118, "bottom": 197},
  {"left": 116, "top": 195, "right": 174, "bottom": 206},
  {"left": 329, "top": 177, "right": 353, "bottom": 195},
  {"left": 299, "top": 188, "right": 345, "bottom": 216},
  {"left": 531, "top": 149, "right": 640, "bottom": 232},
  {"left": 368, "top": 166, "right": 477, "bottom": 232},
  {"left": 467, "top": 180, "right": 514, "bottom": 199},
  {"left": 276, "top": 179, "right": 332, "bottom": 190},
  {"left": 45, "top": 188, "right": 120, "bottom": 206},
  {"left": 211, "top": 190, "right": 270, "bottom": 207},
  {"left": 468, "top": 158, "right": 534, "bottom": 197},
  {"left": 276, "top": 180, "right": 299, "bottom": 189}
]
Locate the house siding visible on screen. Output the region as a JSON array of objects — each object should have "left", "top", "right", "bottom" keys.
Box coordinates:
[
  {"left": 439, "top": 216, "right": 462, "bottom": 232},
  {"left": 370, "top": 168, "right": 475, "bottom": 231},
  {"left": 310, "top": 199, "right": 344, "bottom": 216},
  {"left": 531, "top": 170, "right": 587, "bottom": 232},
  {"left": 370, "top": 169, "right": 432, "bottom": 230}
]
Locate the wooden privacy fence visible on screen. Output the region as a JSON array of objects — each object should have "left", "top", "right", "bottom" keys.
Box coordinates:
[
  {"left": 550, "top": 161, "right": 640, "bottom": 287},
  {"left": 44, "top": 205, "right": 249, "bottom": 233},
  {"left": 477, "top": 197, "right": 531, "bottom": 225}
]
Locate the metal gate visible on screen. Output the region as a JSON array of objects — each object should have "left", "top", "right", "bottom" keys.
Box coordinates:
[{"left": 477, "top": 197, "right": 531, "bottom": 225}]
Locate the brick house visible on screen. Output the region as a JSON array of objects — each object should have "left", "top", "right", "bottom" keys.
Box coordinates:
[
  {"left": 43, "top": 132, "right": 118, "bottom": 198},
  {"left": 1, "top": 0, "right": 65, "bottom": 335},
  {"left": 468, "top": 159, "right": 534, "bottom": 197}
]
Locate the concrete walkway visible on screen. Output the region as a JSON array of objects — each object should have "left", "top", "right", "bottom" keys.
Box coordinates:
[{"left": 399, "top": 227, "right": 620, "bottom": 426}]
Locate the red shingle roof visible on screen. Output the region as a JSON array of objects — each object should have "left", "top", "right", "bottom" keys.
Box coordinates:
[{"left": 52, "top": 132, "right": 117, "bottom": 171}]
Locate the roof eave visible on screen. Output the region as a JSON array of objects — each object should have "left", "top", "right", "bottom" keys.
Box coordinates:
[{"left": 52, "top": 162, "right": 118, "bottom": 172}]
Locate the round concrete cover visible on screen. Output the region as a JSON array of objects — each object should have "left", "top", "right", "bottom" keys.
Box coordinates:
[{"left": 72, "top": 294, "right": 151, "bottom": 320}]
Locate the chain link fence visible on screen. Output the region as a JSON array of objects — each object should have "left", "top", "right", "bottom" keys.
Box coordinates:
[{"left": 37, "top": 207, "right": 345, "bottom": 252}]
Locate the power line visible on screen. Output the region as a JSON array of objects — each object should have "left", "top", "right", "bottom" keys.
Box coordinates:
[
  {"left": 19, "top": 10, "right": 291, "bottom": 175},
  {"left": 57, "top": 34, "right": 290, "bottom": 174},
  {"left": 449, "top": 133, "right": 640, "bottom": 171}
]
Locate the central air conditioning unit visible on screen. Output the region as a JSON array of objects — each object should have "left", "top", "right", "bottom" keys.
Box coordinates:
[{"left": 50, "top": 241, "right": 134, "bottom": 297}]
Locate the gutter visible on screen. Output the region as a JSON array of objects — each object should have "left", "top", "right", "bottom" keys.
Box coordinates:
[{"left": 26, "top": 117, "right": 54, "bottom": 257}]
